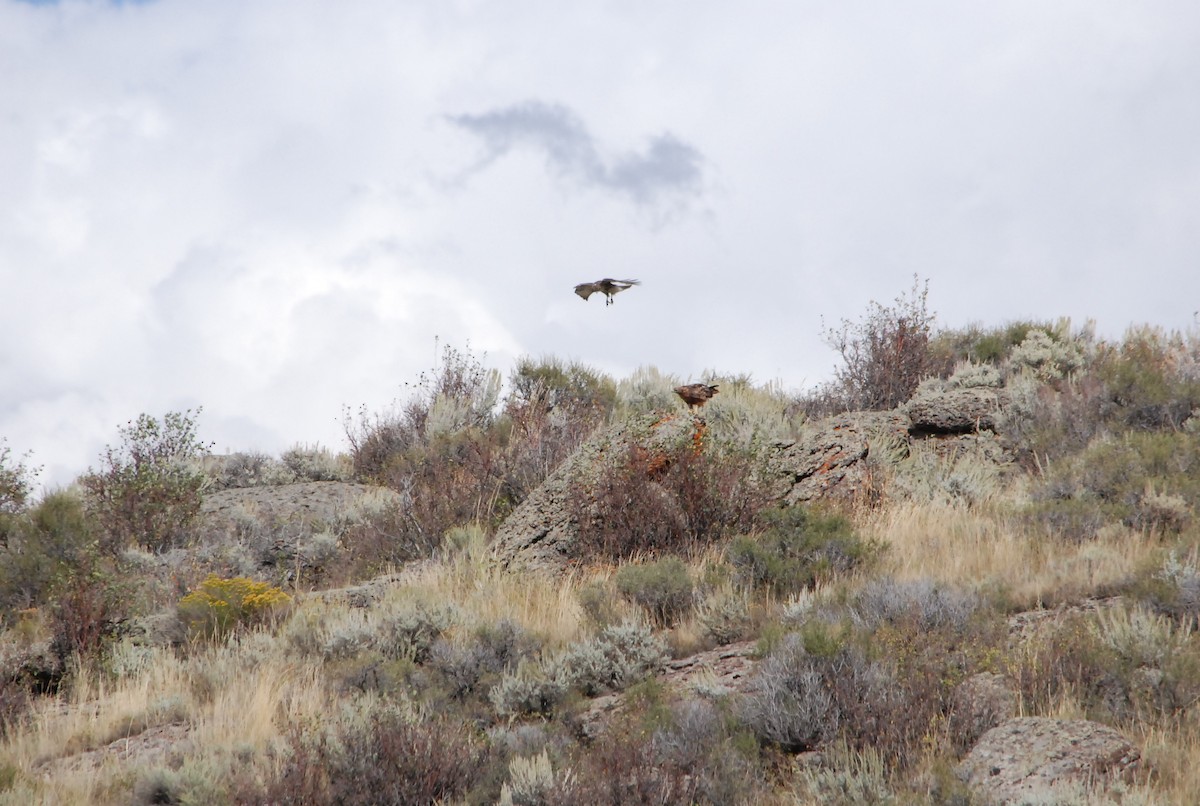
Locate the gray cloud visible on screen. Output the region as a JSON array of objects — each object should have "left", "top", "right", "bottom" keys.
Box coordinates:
[{"left": 446, "top": 100, "right": 705, "bottom": 207}]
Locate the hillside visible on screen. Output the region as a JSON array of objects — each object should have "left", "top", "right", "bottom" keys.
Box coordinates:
[{"left": 2, "top": 313, "right": 1200, "bottom": 804}]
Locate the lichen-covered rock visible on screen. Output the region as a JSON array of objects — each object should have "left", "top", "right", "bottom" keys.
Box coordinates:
[
  {"left": 489, "top": 414, "right": 696, "bottom": 571},
  {"left": 958, "top": 717, "right": 1141, "bottom": 805},
  {"left": 906, "top": 388, "right": 1007, "bottom": 435},
  {"left": 764, "top": 411, "right": 910, "bottom": 505}
]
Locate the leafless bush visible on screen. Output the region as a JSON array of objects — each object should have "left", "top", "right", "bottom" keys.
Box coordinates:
[
  {"left": 821, "top": 275, "right": 938, "bottom": 411},
  {"left": 570, "top": 442, "right": 767, "bottom": 562},
  {"left": 245, "top": 708, "right": 494, "bottom": 805}
]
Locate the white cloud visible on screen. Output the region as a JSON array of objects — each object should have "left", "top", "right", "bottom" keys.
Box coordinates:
[{"left": 2, "top": 0, "right": 1200, "bottom": 490}]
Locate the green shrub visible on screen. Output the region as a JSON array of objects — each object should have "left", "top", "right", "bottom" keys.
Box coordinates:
[
  {"left": 1004, "top": 609, "right": 1200, "bottom": 723},
  {"left": 1132, "top": 549, "right": 1200, "bottom": 625},
  {"left": 342, "top": 345, "right": 527, "bottom": 553},
  {"left": 178, "top": 574, "right": 292, "bottom": 640},
  {"left": 50, "top": 560, "right": 129, "bottom": 667},
  {"left": 489, "top": 657, "right": 568, "bottom": 718},
  {"left": 281, "top": 443, "right": 351, "bottom": 482},
  {"left": 0, "top": 492, "right": 92, "bottom": 615},
  {"left": 999, "top": 373, "right": 1111, "bottom": 471},
  {"left": 556, "top": 622, "right": 669, "bottom": 697},
  {"left": 373, "top": 601, "right": 458, "bottom": 663},
  {"left": 614, "top": 558, "right": 694, "bottom": 627},
  {"left": 489, "top": 622, "right": 668, "bottom": 715},
  {"left": 427, "top": 620, "right": 540, "bottom": 702},
  {"left": 727, "top": 507, "right": 877, "bottom": 596},
  {"left": 933, "top": 319, "right": 1058, "bottom": 366},
  {"left": 80, "top": 409, "right": 212, "bottom": 551},
  {"left": 693, "top": 587, "right": 753, "bottom": 645},
  {"left": 502, "top": 358, "right": 615, "bottom": 508},
  {"left": 508, "top": 355, "right": 617, "bottom": 417},
  {"left": 1096, "top": 326, "right": 1200, "bottom": 431},
  {"left": 851, "top": 578, "right": 981, "bottom": 634},
  {"left": 1028, "top": 431, "right": 1200, "bottom": 539},
  {"left": 577, "top": 581, "right": 623, "bottom": 629},
  {"left": 736, "top": 632, "right": 839, "bottom": 751},
  {"left": 547, "top": 695, "right": 764, "bottom": 805}
]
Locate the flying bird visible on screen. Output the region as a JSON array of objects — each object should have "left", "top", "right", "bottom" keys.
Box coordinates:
[
  {"left": 674, "top": 383, "right": 720, "bottom": 410},
  {"left": 574, "top": 278, "right": 641, "bottom": 306}
]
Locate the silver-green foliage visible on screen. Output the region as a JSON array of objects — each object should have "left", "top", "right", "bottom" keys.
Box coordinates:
[
  {"left": 1007, "top": 328, "right": 1087, "bottom": 382},
  {"left": 489, "top": 621, "right": 668, "bottom": 715},
  {"left": 736, "top": 633, "right": 838, "bottom": 750}
]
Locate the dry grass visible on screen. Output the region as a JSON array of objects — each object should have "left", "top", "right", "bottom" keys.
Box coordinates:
[
  {"left": 862, "top": 498, "right": 1158, "bottom": 609},
  {"left": 0, "top": 635, "right": 329, "bottom": 804},
  {"left": 402, "top": 526, "right": 591, "bottom": 646}
]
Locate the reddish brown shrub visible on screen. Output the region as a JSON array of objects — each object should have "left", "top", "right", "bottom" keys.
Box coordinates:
[
  {"left": 821, "top": 275, "right": 938, "bottom": 411},
  {"left": 569, "top": 442, "right": 767, "bottom": 562},
  {"left": 244, "top": 710, "right": 496, "bottom": 806}
]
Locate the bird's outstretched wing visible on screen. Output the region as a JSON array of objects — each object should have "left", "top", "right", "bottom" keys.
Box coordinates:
[{"left": 574, "top": 278, "right": 641, "bottom": 302}]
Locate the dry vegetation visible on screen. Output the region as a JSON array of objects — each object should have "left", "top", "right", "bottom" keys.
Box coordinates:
[{"left": 2, "top": 290, "right": 1200, "bottom": 804}]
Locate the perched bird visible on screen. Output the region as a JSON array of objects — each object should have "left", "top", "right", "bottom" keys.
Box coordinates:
[
  {"left": 674, "top": 383, "right": 720, "bottom": 410},
  {"left": 574, "top": 278, "right": 641, "bottom": 306}
]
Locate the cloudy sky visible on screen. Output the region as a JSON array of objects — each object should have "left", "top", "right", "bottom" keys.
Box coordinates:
[{"left": 3, "top": 0, "right": 1198, "bottom": 490}]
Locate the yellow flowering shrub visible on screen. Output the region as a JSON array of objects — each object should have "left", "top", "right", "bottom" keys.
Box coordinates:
[{"left": 178, "top": 574, "right": 292, "bottom": 639}]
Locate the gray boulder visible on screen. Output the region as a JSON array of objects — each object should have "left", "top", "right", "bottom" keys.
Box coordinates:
[
  {"left": 958, "top": 717, "right": 1141, "bottom": 804},
  {"left": 906, "top": 388, "right": 1007, "bottom": 435},
  {"left": 764, "top": 410, "right": 910, "bottom": 505}
]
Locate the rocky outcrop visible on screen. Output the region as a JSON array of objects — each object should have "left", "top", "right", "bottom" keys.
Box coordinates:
[
  {"left": 490, "top": 414, "right": 697, "bottom": 571},
  {"left": 957, "top": 717, "right": 1141, "bottom": 804},
  {"left": 764, "top": 411, "right": 910, "bottom": 505},
  {"left": 906, "top": 388, "right": 1007, "bottom": 435},
  {"left": 492, "top": 390, "right": 1013, "bottom": 570}
]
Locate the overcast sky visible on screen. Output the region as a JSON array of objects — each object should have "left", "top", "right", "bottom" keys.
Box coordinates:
[{"left": 3, "top": 0, "right": 1199, "bottom": 491}]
